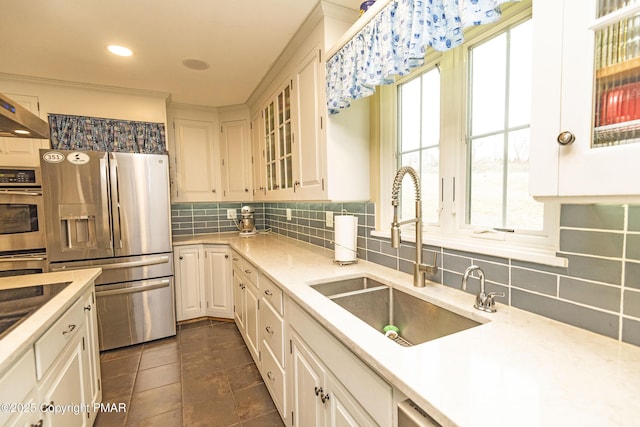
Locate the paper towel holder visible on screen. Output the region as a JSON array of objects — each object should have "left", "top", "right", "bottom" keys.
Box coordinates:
[{"left": 332, "top": 209, "right": 358, "bottom": 266}]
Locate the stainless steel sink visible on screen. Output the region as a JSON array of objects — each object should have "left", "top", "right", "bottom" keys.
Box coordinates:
[{"left": 310, "top": 276, "right": 481, "bottom": 346}]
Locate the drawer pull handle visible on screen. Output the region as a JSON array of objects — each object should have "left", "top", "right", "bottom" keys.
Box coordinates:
[
  {"left": 265, "top": 326, "right": 274, "bottom": 335},
  {"left": 62, "top": 324, "right": 76, "bottom": 335},
  {"left": 31, "top": 420, "right": 43, "bottom": 427},
  {"left": 244, "top": 269, "right": 252, "bottom": 274},
  {"left": 84, "top": 305, "right": 92, "bottom": 311},
  {"left": 264, "top": 289, "right": 273, "bottom": 296},
  {"left": 267, "top": 371, "right": 276, "bottom": 381}
]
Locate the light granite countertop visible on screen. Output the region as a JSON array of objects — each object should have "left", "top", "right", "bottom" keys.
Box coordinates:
[
  {"left": 0, "top": 268, "right": 102, "bottom": 375},
  {"left": 175, "top": 233, "right": 640, "bottom": 426}
]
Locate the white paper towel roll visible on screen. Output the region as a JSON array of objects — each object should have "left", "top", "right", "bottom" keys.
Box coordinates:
[{"left": 334, "top": 215, "right": 358, "bottom": 262}]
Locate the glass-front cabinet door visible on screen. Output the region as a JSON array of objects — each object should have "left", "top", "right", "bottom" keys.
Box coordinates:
[
  {"left": 531, "top": 0, "right": 640, "bottom": 198},
  {"left": 261, "top": 81, "right": 294, "bottom": 197}
]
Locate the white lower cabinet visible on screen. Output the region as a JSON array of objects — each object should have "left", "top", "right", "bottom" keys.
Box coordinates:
[
  {"left": 288, "top": 301, "right": 387, "bottom": 427},
  {"left": 231, "top": 254, "right": 260, "bottom": 363},
  {"left": 174, "top": 244, "right": 233, "bottom": 321},
  {"left": 0, "top": 285, "right": 101, "bottom": 427}
]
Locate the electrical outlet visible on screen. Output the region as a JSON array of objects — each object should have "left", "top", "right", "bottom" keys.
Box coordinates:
[
  {"left": 227, "top": 208, "right": 237, "bottom": 219},
  {"left": 286, "top": 208, "right": 292, "bottom": 221},
  {"left": 325, "top": 211, "right": 334, "bottom": 228}
]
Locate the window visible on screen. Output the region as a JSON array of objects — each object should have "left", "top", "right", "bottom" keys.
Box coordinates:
[{"left": 380, "top": 1, "right": 559, "bottom": 257}]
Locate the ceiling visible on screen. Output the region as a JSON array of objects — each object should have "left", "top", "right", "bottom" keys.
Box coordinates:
[{"left": 0, "top": 0, "right": 362, "bottom": 108}]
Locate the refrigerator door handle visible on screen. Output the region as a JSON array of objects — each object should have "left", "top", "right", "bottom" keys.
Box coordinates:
[
  {"left": 100, "top": 155, "right": 114, "bottom": 250},
  {"left": 95, "top": 278, "right": 171, "bottom": 297},
  {"left": 109, "top": 153, "right": 123, "bottom": 249},
  {"left": 49, "top": 255, "right": 171, "bottom": 272}
]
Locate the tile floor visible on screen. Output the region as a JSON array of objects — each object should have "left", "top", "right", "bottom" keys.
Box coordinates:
[{"left": 94, "top": 319, "right": 285, "bottom": 427}]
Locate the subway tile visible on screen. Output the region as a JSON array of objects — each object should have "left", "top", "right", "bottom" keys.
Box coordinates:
[
  {"left": 342, "top": 202, "right": 366, "bottom": 214},
  {"left": 560, "top": 204, "right": 625, "bottom": 230},
  {"left": 511, "top": 267, "right": 557, "bottom": 296},
  {"left": 626, "top": 234, "right": 640, "bottom": 261},
  {"left": 559, "top": 253, "right": 622, "bottom": 285},
  {"left": 623, "top": 290, "right": 640, "bottom": 318},
  {"left": 559, "top": 277, "right": 621, "bottom": 312},
  {"left": 171, "top": 203, "right": 192, "bottom": 210},
  {"left": 625, "top": 261, "right": 640, "bottom": 290},
  {"left": 628, "top": 206, "right": 640, "bottom": 231},
  {"left": 442, "top": 252, "right": 473, "bottom": 275},
  {"left": 473, "top": 260, "right": 509, "bottom": 286},
  {"left": 622, "top": 318, "right": 640, "bottom": 346},
  {"left": 367, "top": 251, "right": 398, "bottom": 270},
  {"left": 559, "top": 229, "right": 623, "bottom": 258},
  {"left": 512, "top": 259, "right": 568, "bottom": 275},
  {"left": 442, "top": 270, "right": 464, "bottom": 291},
  {"left": 511, "top": 289, "right": 619, "bottom": 339}
]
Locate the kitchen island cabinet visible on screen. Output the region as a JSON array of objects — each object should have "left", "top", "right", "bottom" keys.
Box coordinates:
[
  {"left": 531, "top": 0, "right": 640, "bottom": 199},
  {"left": 173, "top": 234, "right": 640, "bottom": 426},
  {"left": 0, "top": 268, "right": 102, "bottom": 427}
]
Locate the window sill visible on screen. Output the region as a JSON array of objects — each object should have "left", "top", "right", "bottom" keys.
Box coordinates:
[{"left": 370, "top": 230, "right": 568, "bottom": 268}]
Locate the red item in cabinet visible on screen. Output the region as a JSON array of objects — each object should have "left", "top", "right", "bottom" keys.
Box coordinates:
[{"left": 599, "top": 82, "right": 640, "bottom": 126}]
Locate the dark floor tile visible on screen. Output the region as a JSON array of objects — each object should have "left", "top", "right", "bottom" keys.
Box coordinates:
[
  {"left": 100, "top": 344, "right": 143, "bottom": 362},
  {"left": 241, "top": 410, "right": 285, "bottom": 427},
  {"left": 126, "top": 407, "right": 183, "bottom": 427},
  {"left": 181, "top": 351, "right": 225, "bottom": 379},
  {"left": 181, "top": 337, "right": 220, "bottom": 355},
  {"left": 101, "top": 353, "right": 141, "bottom": 379},
  {"left": 134, "top": 362, "right": 181, "bottom": 393},
  {"left": 127, "top": 382, "right": 182, "bottom": 422},
  {"left": 94, "top": 394, "right": 130, "bottom": 427},
  {"left": 226, "top": 363, "right": 263, "bottom": 392},
  {"left": 179, "top": 325, "right": 217, "bottom": 343},
  {"left": 179, "top": 319, "right": 212, "bottom": 330},
  {"left": 139, "top": 345, "right": 180, "bottom": 370},
  {"left": 102, "top": 372, "right": 136, "bottom": 401},
  {"left": 183, "top": 396, "right": 240, "bottom": 427},
  {"left": 142, "top": 336, "right": 179, "bottom": 352},
  {"left": 220, "top": 345, "right": 254, "bottom": 369},
  {"left": 182, "top": 371, "right": 232, "bottom": 404},
  {"left": 234, "top": 383, "right": 277, "bottom": 422}
]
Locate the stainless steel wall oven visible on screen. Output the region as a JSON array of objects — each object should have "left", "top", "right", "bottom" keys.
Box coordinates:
[{"left": 0, "top": 167, "right": 46, "bottom": 254}]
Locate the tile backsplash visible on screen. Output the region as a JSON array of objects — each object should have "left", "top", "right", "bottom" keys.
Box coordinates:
[{"left": 172, "top": 201, "right": 640, "bottom": 347}]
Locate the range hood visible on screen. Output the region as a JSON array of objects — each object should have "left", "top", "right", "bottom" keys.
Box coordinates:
[{"left": 0, "top": 93, "right": 50, "bottom": 139}]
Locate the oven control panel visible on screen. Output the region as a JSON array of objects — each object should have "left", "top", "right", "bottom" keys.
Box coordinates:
[{"left": 0, "top": 168, "right": 40, "bottom": 186}]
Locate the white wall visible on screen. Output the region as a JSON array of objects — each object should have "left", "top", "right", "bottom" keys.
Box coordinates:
[{"left": 0, "top": 75, "right": 168, "bottom": 124}]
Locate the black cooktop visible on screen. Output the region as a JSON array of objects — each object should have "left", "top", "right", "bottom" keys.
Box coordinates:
[{"left": 0, "top": 281, "right": 71, "bottom": 339}]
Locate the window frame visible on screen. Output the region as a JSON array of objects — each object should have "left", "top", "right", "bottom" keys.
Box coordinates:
[{"left": 375, "top": 1, "right": 562, "bottom": 265}]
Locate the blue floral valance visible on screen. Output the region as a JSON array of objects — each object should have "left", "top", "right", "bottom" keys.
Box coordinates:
[
  {"left": 48, "top": 113, "right": 167, "bottom": 154},
  {"left": 326, "top": 0, "right": 520, "bottom": 114}
]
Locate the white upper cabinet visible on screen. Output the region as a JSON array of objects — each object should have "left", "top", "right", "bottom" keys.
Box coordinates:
[
  {"left": 172, "top": 118, "right": 220, "bottom": 202},
  {"left": 531, "top": 0, "right": 640, "bottom": 199},
  {"left": 249, "top": 2, "right": 369, "bottom": 201},
  {"left": 220, "top": 119, "right": 252, "bottom": 201},
  {"left": 0, "top": 94, "right": 49, "bottom": 167}
]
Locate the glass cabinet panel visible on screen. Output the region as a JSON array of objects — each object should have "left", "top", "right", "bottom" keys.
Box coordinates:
[
  {"left": 264, "top": 102, "right": 277, "bottom": 191},
  {"left": 261, "top": 82, "right": 293, "bottom": 193},
  {"left": 593, "top": 0, "right": 640, "bottom": 147}
]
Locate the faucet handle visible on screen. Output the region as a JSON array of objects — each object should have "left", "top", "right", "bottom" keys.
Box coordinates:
[
  {"left": 481, "top": 291, "right": 505, "bottom": 313},
  {"left": 487, "top": 291, "right": 505, "bottom": 299}
]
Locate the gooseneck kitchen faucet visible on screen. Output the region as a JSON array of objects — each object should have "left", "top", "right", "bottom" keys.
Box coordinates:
[{"left": 391, "top": 166, "right": 437, "bottom": 287}]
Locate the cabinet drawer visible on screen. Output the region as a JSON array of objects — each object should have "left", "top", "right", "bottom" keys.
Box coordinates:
[
  {"left": 230, "top": 251, "right": 242, "bottom": 269},
  {"left": 260, "top": 300, "right": 284, "bottom": 366},
  {"left": 261, "top": 344, "right": 286, "bottom": 418},
  {"left": 35, "top": 297, "right": 84, "bottom": 379},
  {"left": 261, "top": 275, "right": 283, "bottom": 315},
  {"left": 0, "top": 348, "right": 36, "bottom": 426},
  {"left": 241, "top": 258, "right": 259, "bottom": 288}
]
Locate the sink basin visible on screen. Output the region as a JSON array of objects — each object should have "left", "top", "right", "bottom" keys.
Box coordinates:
[{"left": 310, "top": 276, "right": 481, "bottom": 346}]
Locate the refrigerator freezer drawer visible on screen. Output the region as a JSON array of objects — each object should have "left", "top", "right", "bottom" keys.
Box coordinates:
[
  {"left": 49, "top": 253, "right": 173, "bottom": 286},
  {"left": 96, "top": 277, "right": 176, "bottom": 351}
]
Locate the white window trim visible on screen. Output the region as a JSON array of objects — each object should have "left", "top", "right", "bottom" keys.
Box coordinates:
[{"left": 375, "top": 1, "right": 566, "bottom": 268}]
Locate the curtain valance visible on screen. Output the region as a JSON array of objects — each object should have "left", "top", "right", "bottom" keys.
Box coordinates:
[
  {"left": 326, "top": 0, "right": 519, "bottom": 114},
  {"left": 48, "top": 113, "right": 166, "bottom": 154}
]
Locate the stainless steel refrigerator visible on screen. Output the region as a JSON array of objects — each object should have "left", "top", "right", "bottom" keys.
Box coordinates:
[{"left": 40, "top": 149, "right": 176, "bottom": 350}]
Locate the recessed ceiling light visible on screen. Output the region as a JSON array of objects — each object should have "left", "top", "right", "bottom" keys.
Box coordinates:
[
  {"left": 182, "top": 59, "right": 210, "bottom": 70},
  {"left": 107, "top": 45, "right": 133, "bottom": 57}
]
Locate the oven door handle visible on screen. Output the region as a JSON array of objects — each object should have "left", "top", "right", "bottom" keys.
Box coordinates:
[
  {"left": 95, "top": 278, "right": 171, "bottom": 297},
  {"left": 50, "top": 255, "right": 170, "bottom": 272},
  {"left": 0, "top": 257, "right": 47, "bottom": 262},
  {"left": 0, "top": 189, "right": 43, "bottom": 196}
]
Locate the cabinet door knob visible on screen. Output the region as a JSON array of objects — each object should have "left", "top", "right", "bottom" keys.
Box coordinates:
[
  {"left": 314, "top": 386, "right": 323, "bottom": 396},
  {"left": 84, "top": 305, "right": 92, "bottom": 311},
  {"left": 557, "top": 131, "right": 576, "bottom": 145}
]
